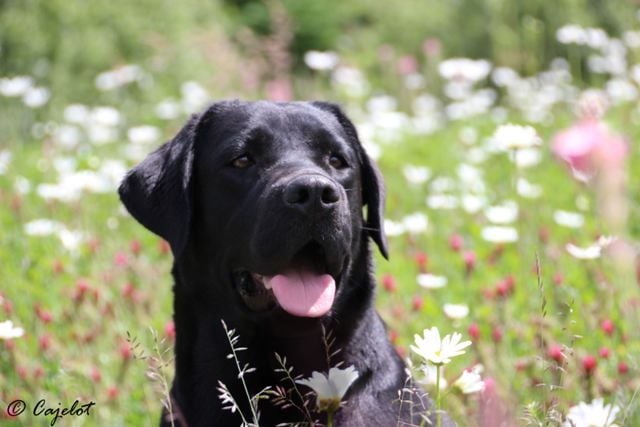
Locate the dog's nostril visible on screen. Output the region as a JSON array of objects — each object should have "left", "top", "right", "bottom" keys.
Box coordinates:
[
  {"left": 321, "top": 185, "right": 339, "bottom": 204},
  {"left": 285, "top": 186, "right": 310, "bottom": 205}
]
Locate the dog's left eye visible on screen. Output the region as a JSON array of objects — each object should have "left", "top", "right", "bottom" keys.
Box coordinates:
[
  {"left": 329, "top": 154, "right": 347, "bottom": 169},
  {"left": 231, "top": 155, "right": 254, "bottom": 169}
]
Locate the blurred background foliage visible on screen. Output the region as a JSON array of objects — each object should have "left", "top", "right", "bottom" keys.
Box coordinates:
[{"left": 1, "top": 0, "right": 639, "bottom": 107}]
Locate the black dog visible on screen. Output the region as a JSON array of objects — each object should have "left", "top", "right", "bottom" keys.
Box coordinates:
[{"left": 119, "top": 101, "right": 452, "bottom": 426}]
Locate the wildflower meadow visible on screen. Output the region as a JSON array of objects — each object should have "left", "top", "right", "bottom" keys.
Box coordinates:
[{"left": 1, "top": 2, "right": 640, "bottom": 426}]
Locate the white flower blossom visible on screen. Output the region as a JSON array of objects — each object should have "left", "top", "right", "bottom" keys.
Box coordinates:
[
  {"left": 384, "top": 219, "right": 405, "bottom": 237},
  {"left": 23, "top": 87, "right": 50, "bottom": 108},
  {"left": 403, "top": 165, "right": 431, "bottom": 185},
  {"left": 481, "top": 226, "right": 518, "bottom": 243},
  {"left": 0, "top": 76, "right": 33, "bottom": 97},
  {"left": 181, "top": 81, "right": 209, "bottom": 113},
  {"left": 127, "top": 125, "right": 161, "bottom": 145},
  {"left": 492, "top": 124, "right": 541, "bottom": 150},
  {"left": 417, "top": 274, "right": 448, "bottom": 289},
  {"left": 566, "top": 242, "right": 603, "bottom": 260},
  {"left": 155, "top": 99, "right": 181, "bottom": 120},
  {"left": 297, "top": 366, "right": 359, "bottom": 412},
  {"left": 95, "top": 64, "right": 144, "bottom": 91},
  {"left": 416, "top": 364, "right": 448, "bottom": 389},
  {"left": 0, "top": 320, "right": 25, "bottom": 340},
  {"left": 439, "top": 58, "right": 491, "bottom": 83},
  {"left": 564, "top": 398, "right": 620, "bottom": 427},
  {"left": 64, "top": 104, "right": 90, "bottom": 124},
  {"left": 485, "top": 201, "right": 518, "bottom": 224},
  {"left": 24, "top": 219, "right": 65, "bottom": 236},
  {"left": 427, "top": 194, "right": 459, "bottom": 210},
  {"left": 304, "top": 50, "right": 339, "bottom": 71},
  {"left": 554, "top": 210, "right": 585, "bottom": 229},
  {"left": 517, "top": 178, "right": 543, "bottom": 199},
  {"left": 402, "top": 213, "right": 428, "bottom": 234},
  {"left": 453, "top": 367, "right": 485, "bottom": 394},
  {"left": 443, "top": 304, "right": 469, "bottom": 320},
  {"left": 411, "top": 327, "right": 471, "bottom": 365},
  {"left": 0, "top": 150, "right": 11, "bottom": 175}
]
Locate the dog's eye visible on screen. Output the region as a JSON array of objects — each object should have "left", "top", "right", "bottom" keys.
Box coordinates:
[
  {"left": 231, "top": 155, "right": 254, "bottom": 169},
  {"left": 329, "top": 154, "right": 347, "bottom": 169}
]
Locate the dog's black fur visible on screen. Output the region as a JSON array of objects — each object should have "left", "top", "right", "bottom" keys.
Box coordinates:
[{"left": 119, "top": 101, "right": 453, "bottom": 426}]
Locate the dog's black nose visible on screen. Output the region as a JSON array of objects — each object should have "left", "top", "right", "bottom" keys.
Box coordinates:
[{"left": 284, "top": 175, "right": 340, "bottom": 212}]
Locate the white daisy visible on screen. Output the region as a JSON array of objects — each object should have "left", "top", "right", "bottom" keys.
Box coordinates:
[
  {"left": 427, "top": 194, "right": 459, "bottom": 210},
  {"left": 384, "top": 219, "right": 405, "bottom": 237},
  {"left": 564, "top": 398, "right": 620, "bottom": 427},
  {"left": 417, "top": 274, "right": 448, "bottom": 289},
  {"left": 127, "top": 125, "right": 161, "bottom": 145},
  {"left": 0, "top": 150, "right": 11, "bottom": 175},
  {"left": 303, "top": 50, "right": 339, "bottom": 71},
  {"left": 443, "top": 304, "right": 469, "bottom": 320},
  {"left": 517, "top": 178, "right": 543, "bottom": 199},
  {"left": 297, "top": 365, "right": 359, "bottom": 412},
  {"left": 0, "top": 320, "right": 25, "bottom": 340},
  {"left": 453, "top": 368, "right": 485, "bottom": 394},
  {"left": 566, "top": 243, "right": 601, "bottom": 260},
  {"left": 24, "top": 219, "right": 65, "bottom": 236},
  {"left": 481, "top": 226, "right": 519, "bottom": 243},
  {"left": 402, "top": 213, "right": 429, "bottom": 234},
  {"left": 492, "top": 124, "right": 541, "bottom": 150},
  {"left": 403, "top": 165, "right": 431, "bottom": 185},
  {"left": 416, "top": 364, "right": 448, "bottom": 390},
  {"left": 485, "top": 201, "right": 518, "bottom": 224},
  {"left": 411, "top": 327, "right": 471, "bottom": 365},
  {"left": 554, "top": 210, "right": 585, "bottom": 228}
]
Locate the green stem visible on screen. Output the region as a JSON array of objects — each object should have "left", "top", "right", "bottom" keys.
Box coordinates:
[
  {"left": 327, "top": 409, "right": 334, "bottom": 427},
  {"left": 436, "top": 364, "right": 442, "bottom": 427}
]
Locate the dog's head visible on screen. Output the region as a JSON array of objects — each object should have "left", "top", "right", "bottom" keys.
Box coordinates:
[{"left": 119, "top": 101, "right": 387, "bottom": 319}]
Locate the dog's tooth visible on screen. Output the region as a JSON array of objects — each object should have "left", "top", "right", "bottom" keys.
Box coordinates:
[{"left": 263, "top": 280, "right": 272, "bottom": 290}]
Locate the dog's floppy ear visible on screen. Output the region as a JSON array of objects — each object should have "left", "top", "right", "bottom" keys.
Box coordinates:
[
  {"left": 311, "top": 101, "right": 389, "bottom": 259},
  {"left": 118, "top": 113, "right": 201, "bottom": 258}
]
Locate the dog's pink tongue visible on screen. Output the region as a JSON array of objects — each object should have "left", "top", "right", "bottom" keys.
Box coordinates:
[{"left": 266, "top": 270, "right": 335, "bottom": 317}]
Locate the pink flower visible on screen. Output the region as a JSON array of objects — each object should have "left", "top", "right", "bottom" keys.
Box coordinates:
[
  {"left": 158, "top": 239, "right": 170, "bottom": 255},
  {"left": 468, "top": 323, "right": 480, "bottom": 341},
  {"left": 552, "top": 118, "right": 627, "bottom": 180},
  {"left": 130, "top": 239, "right": 141, "bottom": 255},
  {"left": 449, "top": 234, "right": 463, "bottom": 252},
  {"left": 411, "top": 295, "right": 424, "bottom": 312},
  {"left": 90, "top": 367, "right": 102, "bottom": 383},
  {"left": 107, "top": 385, "right": 119, "bottom": 400},
  {"left": 582, "top": 355, "right": 597, "bottom": 375},
  {"left": 114, "top": 251, "right": 128, "bottom": 267},
  {"left": 265, "top": 79, "right": 293, "bottom": 102},
  {"left": 381, "top": 274, "right": 397, "bottom": 293},
  {"left": 414, "top": 251, "right": 428, "bottom": 272},
  {"left": 601, "top": 319, "right": 615, "bottom": 336},
  {"left": 165, "top": 321, "right": 176, "bottom": 339},
  {"left": 463, "top": 251, "right": 476, "bottom": 274},
  {"left": 491, "top": 326, "right": 503, "bottom": 343},
  {"left": 548, "top": 344, "right": 564, "bottom": 363},
  {"left": 422, "top": 38, "right": 442, "bottom": 58},
  {"left": 397, "top": 55, "right": 418, "bottom": 75},
  {"left": 618, "top": 361, "right": 629, "bottom": 375}
]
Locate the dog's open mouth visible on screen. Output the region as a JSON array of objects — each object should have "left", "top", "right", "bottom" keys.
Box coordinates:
[{"left": 233, "top": 241, "right": 338, "bottom": 317}]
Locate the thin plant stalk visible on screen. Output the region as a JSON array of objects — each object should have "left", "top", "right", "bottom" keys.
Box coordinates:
[
  {"left": 221, "top": 320, "right": 259, "bottom": 425},
  {"left": 436, "top": 364, "right": 442, "bottom": 427}
]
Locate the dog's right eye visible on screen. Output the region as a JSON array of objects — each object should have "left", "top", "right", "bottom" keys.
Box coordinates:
[{"left": 231, "top": 155, "right": 254, "bottom": 169}]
